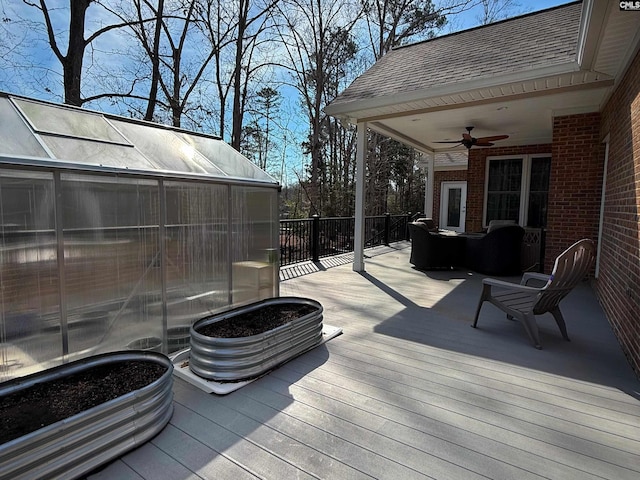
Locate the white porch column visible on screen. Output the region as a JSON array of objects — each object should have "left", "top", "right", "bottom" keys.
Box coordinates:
[
  {"left": 353, "top": 121, "right": 367, "bottom": 272},
  {"left": 424, "top": 152, "right": 435, "bottom": 218},
  {"left": 417, "top": 152, "right": 435, "bottom": 218}
]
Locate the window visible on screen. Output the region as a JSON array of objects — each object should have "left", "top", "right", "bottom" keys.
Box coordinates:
[
  {"left": 527, "top": 157, "right": 551, "bottom": 228},
  {"left": 484, "top": 155, "right": 551, "bottom": 228},
  {"left": 486, "top": 158, "right": 522, "bottom": 224}
]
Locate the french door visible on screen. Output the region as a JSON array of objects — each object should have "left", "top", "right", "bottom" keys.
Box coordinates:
[{"left": 440, "top": 181, "right": 467, "bottom": 232}]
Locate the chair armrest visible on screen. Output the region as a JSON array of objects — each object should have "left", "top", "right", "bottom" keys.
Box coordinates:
[
  {"left": 521, "top": 272, "right": 551, "bottom": 286},
  {"left": 482, "top": 277, "right": 542, "bottom": 294}
]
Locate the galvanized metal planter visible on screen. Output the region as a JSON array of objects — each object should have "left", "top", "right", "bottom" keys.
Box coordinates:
[
  {"left": 189, "top": 297, "right": 323, "bottom": 381},
  {"left": 167, "top": 325, "right": 191, "bottom": 353},
  {"left": 0, "top": 351, "right": 174, "bottom": 480},
  {"left": 127, "top": 336, "right": 163, "bottom": 352}
]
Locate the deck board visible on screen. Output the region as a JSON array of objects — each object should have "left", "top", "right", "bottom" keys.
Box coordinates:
[
  {"left": 283, "top": 347, "right": 640, "bottom": 454},
  {"left": 275, "top": 352, "right": 638, "bottom": 479},
  {"left": 89, "top": 242, "right": 640, "bottom": 480}
]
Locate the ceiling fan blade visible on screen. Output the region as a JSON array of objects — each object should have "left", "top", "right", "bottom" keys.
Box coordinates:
[
  {"left": 476, "top": 135, "right": 509, "bottom": 142},
  {"left": 434, "top": 141, "right": 464, "bottom": 144},
  {"left": 474, "top": 141, "right": 495, "bottom": 147}
]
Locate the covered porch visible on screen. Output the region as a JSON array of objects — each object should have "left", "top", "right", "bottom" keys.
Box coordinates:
[
  {"left": 324, "top": 0, "right": 640, "bottom": 386},
  {"left": 89, "top": 243, "right": 640, "bottom": 479}
]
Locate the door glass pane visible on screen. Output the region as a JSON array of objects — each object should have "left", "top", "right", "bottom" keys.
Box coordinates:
[
  {"left": 231, "top": 187, "right": 278, "bottom": 305},
  {"left": 527, "top": 157, "right": 551, "bottom": 228},
  {"left": 60, "top": 174, "right": 161, "bottom": 356},
  {"left": 164, "top": 181, "right": 229, "bottom": 347},
  {"left": 447, "top": 188, "right": 461, "bottom": 226},
  {"left": 486, "top": 159, "right": 522, "bottom": 223}
]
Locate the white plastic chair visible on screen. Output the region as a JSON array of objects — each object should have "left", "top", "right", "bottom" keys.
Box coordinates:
[{"left": 472, "top": 239, "right": 596, "bottom": 349}]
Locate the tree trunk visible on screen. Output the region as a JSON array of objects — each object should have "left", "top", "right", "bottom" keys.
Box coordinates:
[
  {"left": 144, "top": 0, "right": 164, "bottom": 121},
  {"left": 63, "top": 0, "right": 91, "bottom": 106},
  {"left": 230, "top": 0, "right": 248, "bottom": 151}
]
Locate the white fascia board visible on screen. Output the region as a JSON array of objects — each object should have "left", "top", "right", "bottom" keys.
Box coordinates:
[
  {"left": 576, "top": 0, "right": 609, "bottom": 70},
  {"left": 325, "top": 61, "right": 580, "bottom": 119}
]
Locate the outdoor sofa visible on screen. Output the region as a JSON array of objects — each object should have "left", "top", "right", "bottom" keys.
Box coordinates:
[{"left": 408, "top": 220, "right": 525, "bottom": 275}]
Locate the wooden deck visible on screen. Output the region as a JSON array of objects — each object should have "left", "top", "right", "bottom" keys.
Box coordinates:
[{"left": 89, "top": 242, "right": 640, "bottom": 480}]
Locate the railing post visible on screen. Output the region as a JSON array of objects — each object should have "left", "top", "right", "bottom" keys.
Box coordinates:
[
  {"left": 406, "top": 212, "right": 412, "bottom": 240},
  {"left": 384, "top": 213, "right": 390, "bottom": 246},
  {"left": 540, "top": 228, "right": 546, "bottom": 273},
  {"left": 311, "top": 214, "right": 320, "bottom": 262}
]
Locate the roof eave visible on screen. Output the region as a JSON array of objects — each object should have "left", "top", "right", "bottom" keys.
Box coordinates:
[
  {"left": 325, "top": 61, "right": 581, "bottom": 120},
  {"left": 576, "top": 0, "right": 609, "bottom": 70}
]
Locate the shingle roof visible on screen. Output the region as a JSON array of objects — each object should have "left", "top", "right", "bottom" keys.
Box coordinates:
[{"left": 329, "top": 1, "right": 582, "bottom": 107}]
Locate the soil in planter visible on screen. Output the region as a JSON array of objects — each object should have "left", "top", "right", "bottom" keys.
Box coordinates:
[
  {"left": 0, "top": 361, "right": 166, "bottom": 445},
  {"left": 196, "top": 303, "right": 317, "bottom": 338}
]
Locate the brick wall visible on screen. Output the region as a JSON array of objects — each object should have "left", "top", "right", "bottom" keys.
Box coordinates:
[
  {"left": 597, "top": 48, "right": 640, "bottom": 377},
  {"left": 433, "top": 170, "right": 467, "bottom": 228},
  {"left": 466, "top": 145, "right": 552, "bottom": 233},
  {"left": 547, "top": 113, "right": 604, "bottom": 272}
]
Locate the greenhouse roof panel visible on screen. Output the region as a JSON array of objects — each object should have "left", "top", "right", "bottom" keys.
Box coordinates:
[
  {"left": 41, "top": 135, "right": 156, "bottom": 170},
  {"left": 14, "top": 98, "right": 130, "bottom": 145},
  {"left": 177, "top": 132, "right": 277, "bottom": 183},
  {"left": 0, "top": 97, "right": 49, "bottom": 158},
  {"left": 0, "top": 93, "right": 278, "bottom": 185},
  {"left": 110, "top": 119, "right": 227, "bottom": 176}
]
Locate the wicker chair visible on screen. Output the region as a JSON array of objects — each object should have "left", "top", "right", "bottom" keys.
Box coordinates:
[
  {"left": 471, "top": 239, "right": 596, "bottom": 349},
  {"left": 408, "top": 222, "right": 464, "bottom": 270}
]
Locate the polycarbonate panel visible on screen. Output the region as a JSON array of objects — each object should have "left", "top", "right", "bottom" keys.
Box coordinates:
[
  {"left": 178, "top": 132, "right": 277, "bottom": 182},
  {"left": 164, "top": 181, "right": 229, "bottom": 337},
  {"left": 13, "top": 98, "right": 130, "bottom": 144},
  {"left": 0, "top": 170, "right": 61, "bottom": 381},
  {"left": 0, "top": 97, "right": 49, "bottom": 158},
  {"left": 41, "top": 134, "right": 156, "bottom": 170},
  {"left": 60, "top": 174, "right": 162, "bottom": 355},
  {"left": 231, "top": 186, "right": 278, "bottom": 304},
  {"left": 111, "top": 120, "right": 226, "bottom": 175}
]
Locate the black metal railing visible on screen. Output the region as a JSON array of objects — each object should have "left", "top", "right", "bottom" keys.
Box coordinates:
[
  {"left": 521, "top": 227, "right": 545, "bottom": 273},
  {"left": 280, "top": 213, "right": 412, "bottom": 266}
]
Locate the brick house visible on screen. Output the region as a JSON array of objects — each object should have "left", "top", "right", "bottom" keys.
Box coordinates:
[{"left": 326, "top": 1, "right": 640, "bottom": 375}]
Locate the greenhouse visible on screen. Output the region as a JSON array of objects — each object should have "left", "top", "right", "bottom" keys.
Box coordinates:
[{"left": 0, "top": 92, "right": 280, "bottom": 381}]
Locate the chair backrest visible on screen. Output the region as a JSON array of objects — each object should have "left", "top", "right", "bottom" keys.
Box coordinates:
[
  {"left": 409, "top": 222, "right": 432, "bottom": 240},
  {"left": 533, "top": 239, "right": 596, "bottom": 314},
  {"left": 487, "top": 219, "right": 517, "bottom": 233},
  {"left": 415, "top": 218, "right": 438, "bottom": 232}
]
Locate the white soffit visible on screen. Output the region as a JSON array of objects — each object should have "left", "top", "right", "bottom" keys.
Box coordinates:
[{"left": 590, "top": 3, "right": 640, "bottom": 79}]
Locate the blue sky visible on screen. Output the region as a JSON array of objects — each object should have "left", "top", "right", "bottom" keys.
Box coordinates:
[{"left": 449, "top": 0, "right": 573, "bottom": 31}]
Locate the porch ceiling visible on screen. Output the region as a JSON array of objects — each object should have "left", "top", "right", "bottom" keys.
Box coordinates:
[
  {"left": 326, "top": 0, "right": 640, "bottom": 154},
  {"left": 365, "top": 79, "right": 612, "bottom": 153}
]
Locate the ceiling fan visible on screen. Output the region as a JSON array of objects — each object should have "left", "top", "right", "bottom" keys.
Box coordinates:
[{"left": 436, "top": 126, "right": 509, "bottom": 149}]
